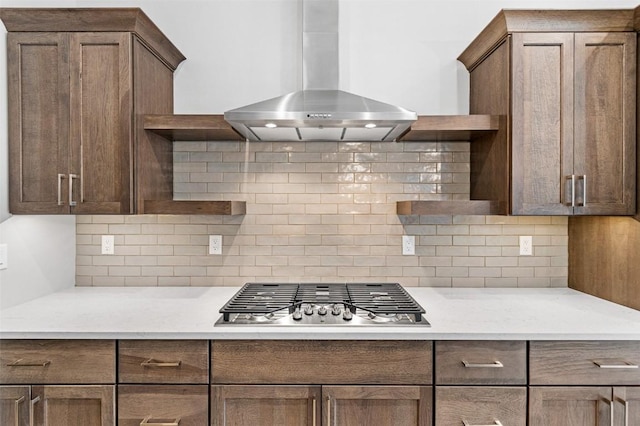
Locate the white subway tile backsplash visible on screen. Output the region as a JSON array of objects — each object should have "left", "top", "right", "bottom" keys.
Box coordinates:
[{"left": 76, "top": 140, "right": 568, "bottom": 287}]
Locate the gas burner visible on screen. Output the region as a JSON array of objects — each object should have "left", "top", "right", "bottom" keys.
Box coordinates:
[{"left": 216, "top": 283, "right": 430, "bottom": 326}]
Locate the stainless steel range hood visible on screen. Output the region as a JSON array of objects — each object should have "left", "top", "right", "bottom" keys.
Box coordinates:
[{"left": 224, "top": 0, "right": 417, "bottom": 142}]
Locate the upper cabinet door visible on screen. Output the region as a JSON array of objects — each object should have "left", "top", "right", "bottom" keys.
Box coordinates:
[
  {"left": 7, "top": 33, "right": 71, "bottom": 214},
  {"left": 573, "top": 32, "right": 636, "bottom": 215},
  {"left": 511, "top": 32, "right": 575, "bottom": 215},
  {"left": 69, "top": 33, "right": 133, "bottom": 214}
]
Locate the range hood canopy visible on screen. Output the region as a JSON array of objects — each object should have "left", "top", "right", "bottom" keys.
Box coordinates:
[{"left": 224, "top": 0, "right": 417, "bottom": 142}]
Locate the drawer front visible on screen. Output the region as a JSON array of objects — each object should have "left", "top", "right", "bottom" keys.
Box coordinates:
[
  {"left": 119, "top": 340, "right": 208, "bottom": 384},
  {"left": 436, "top": 341, "right": 526, "bottom": 385},
  {"left": 436, "top": 386, "right": 527, "bottom": 426},
  {"left": 0, "top": 340, "right": 115, "bottom": 384},
  {"left": 118, "top": 385, "right": 208, "bottom": 426},
  {"left": 530, "top": 341, "right": 640, "bottom": 385},
  {"left": 211, "top": 340, "right": 433, "bottom": 385}
]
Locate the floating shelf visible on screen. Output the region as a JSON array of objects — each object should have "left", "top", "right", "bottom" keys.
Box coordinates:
[
  {"left": 399, "top": 115, "right": 500, "bottom": 141},
  {"left": 144, "top": 114, "right": 243, "bottom": 141},
  {"left": 143, "top": 200, "right": 246, "bottom": 215},
  {"left": 397, "top": 200, "right": 505, "bottom": 216},
  {"left": 142, "top": 115, "right": 246, "bottom": 215}
]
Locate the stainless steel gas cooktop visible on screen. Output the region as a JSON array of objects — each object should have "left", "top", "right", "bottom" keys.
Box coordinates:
[{"left": 215, "top": 283, "right": 430, "bottom": 326}]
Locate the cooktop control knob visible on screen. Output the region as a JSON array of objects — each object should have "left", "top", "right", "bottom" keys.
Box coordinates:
[
  {"left": 304, "top": 305, "right": 314, "bottom": 315},
  {"left": 331, "top": 305, "right": 341, "bottom": 316},
  {"left": 318, "top": 305, "right": 327, "bottom": 316},
  {"left": 343, "top": 309, "right": 353, "bottom": 321},
  {"left": 292, "top": 308, "right": 302, "bottom": 321}
]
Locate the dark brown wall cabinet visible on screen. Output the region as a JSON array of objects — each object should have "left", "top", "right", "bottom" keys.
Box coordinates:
[
  {"left": 459, "top": 10, "right": 637, "bottom": 216},
  {"left": 0, "top": 8, "right": 185, "bottom": 215}
]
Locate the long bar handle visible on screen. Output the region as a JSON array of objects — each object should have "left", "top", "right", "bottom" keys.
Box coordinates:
[
  {"left": 69, "top": 174, "right": 79, "bottom": 207},
  {"left": 565, "top": 175, "right": 576, "bottom": 207},
  {"left": 13, "top": 396, "right": 25, "bottom": 426},
  {"left": 327, "top": 396, "right": 332, "bottom": 426},
  {"left": 7, "top": 359, "right": 51, "bottom": 367},
  {"left": 29, "top": 396, "right": 40, "bottom": 426},
  {"left": 462, "top": 360, "right": 504, "bottom": 368},
  {"left": 577, "top": 174, "right": 587, "bottom": 206},
  {"left": 140, "top": 359, "right": 182, "bottom": 368},
  {"left": 593, "top": 360, "right": 639, "bottom": 369},
  {"left": 463, "top": 420, "right": 503, "bottom": 426},
  {"left": 140, "top": 416, "right": 180, "bottom": 426},
  {"left": 312, "top": 398, "right": 317, "bottom": 426},
  {"left": 57, "top": 174, "right": 65, "bottom": 206}
]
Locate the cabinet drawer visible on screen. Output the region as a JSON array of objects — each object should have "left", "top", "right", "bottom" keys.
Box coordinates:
[
  {"left": 118, "top": 385, "right": 208, "bottom": 426},
  {"left": 119, "top": 340, "right": 208, "bottom": 384},
  {"left": 435, "top": 341, "right": 526, "bottom": 385},
  {"left": 436, "top": 386, "right": 526, "bottom": 426},
  {"left": 0, "top": 340, "right": 115, "bottom": 384},
  {"left": 211, "top": 340, "right": 432, "bottom": 384},
  {"left": 530, "top": 341, "right": 640, "bottom": 385}
]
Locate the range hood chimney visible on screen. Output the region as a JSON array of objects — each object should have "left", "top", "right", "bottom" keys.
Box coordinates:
[{"left": 224, "top": 0, "right": 417, "bottom": 142}]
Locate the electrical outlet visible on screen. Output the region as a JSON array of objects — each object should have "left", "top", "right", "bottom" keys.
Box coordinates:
[
  {"left": 0, "top": 244, "right": 7, "bottom": 270},
  {"left": 519, "top": 235, "right": 533, "bottom": 256},
  {"left": 402, "top": 235, "right": 415, "bottom": 256},
  {"left": 101, "top": 235, "right": 114, "bottom": 255},
  {"left": 209, "top": 235, "right": 222, "bottom": 255}
]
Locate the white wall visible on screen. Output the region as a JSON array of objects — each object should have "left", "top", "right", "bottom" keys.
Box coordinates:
[{"left": 0, "top": 0, "right": 638, "bottom": 306}]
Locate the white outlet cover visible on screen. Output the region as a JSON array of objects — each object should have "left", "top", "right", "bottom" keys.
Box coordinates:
[
  {"left": 209, "top": 235, "right": 222, "bottom": 255},
  {"left": 519, "top": 235, "right": 533, "bottom": 256},
  {"left": 101, "top": 235, "right": 115, "bottom": 255},
  {"left": 402, "top": 235, "right": 415, "bottom": 256}
]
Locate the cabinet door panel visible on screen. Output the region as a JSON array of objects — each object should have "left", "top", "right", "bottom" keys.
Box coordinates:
[
  {"left": 436, "top": 386, "right": 526, "bottom": 426},
  {"left": 32, "top": 385, "right": 115, "bottom": 426},
  {"left": 529, "top": 387, "right": 612, "bottom": 426},
  {"left": 119, "top": 385, "right": 208, "bottom": 426},
  {"left": 574, "top": 32, "right": 636, "bottom": 215},
  {"left": 7, "top": 32, "right": 70, "bottom": 214},
  {"left": 0, "top": 386, "right": 29, "bottom": 426},
  {"left": 69, "top": 32, "right": 132, "bottom": 214},
  {"left": 323, "top": 386, "right": 432, "bottom": 426},
  {"left": 614, "top": 387, "right": 640, "bottom": 426},
  {"left": 511, "top": 32, "right": 574, "bottom": 215},
  {"left": 211, "top": 385, "right": 320, "bottom": 426}
]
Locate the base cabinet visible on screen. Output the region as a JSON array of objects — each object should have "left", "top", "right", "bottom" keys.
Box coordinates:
[
  {"left": 0, "top": 386, "right": 29, "bottom": 426},
  {"left": 324, "top": 386, "right": 432, "bottom": 426},
  {"left": 211, "top": 385, "right": 432, "bottom": 426},
  {"left": 119, "top": 385, "right": 208, "bottom": 426},
  {"left": 435, "top": 386, "right": 526, "bottom": 426}
]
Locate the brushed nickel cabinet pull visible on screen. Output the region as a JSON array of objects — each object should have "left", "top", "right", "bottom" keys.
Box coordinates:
[
  {"left": 462, "top": 420, "right": 503, "bottom": 426},
  {"left": 327, "top": 396, "right": 332, "bottom": 426},
  {"left": 593, "top": 360, "right": 639, "bottom": 369},
  {"left": 13, "top": 396, "right": 25, "bottom": 426},
  {"left": 69, "top": 174, "right": 79, "bottom": 207},
  {"left": 577, "top": 174, "right": 587, "bottom": 206},
  {"left": 624, "top": 399, "right": 630, "bottom": 426},
  {"left": 462, "top": 360, "right": 504, "bottom": 368},
  {"left": 7, "top": 359, "right": 51, "bottom": 367},
  {"left": 140, "top": 359, "right": 182, "bottom": 368},
  {"left": 312, "top": 398, "right": 317, "bottom": 426},
  {"left": 565, "top": 175, "right": 576, "bottom": 207},
  {"left": 57, "top": 174, "right": 65, "bottom": 206},
  {"left": 140, "top": 416, "right": 180, "bottom": 426},
  {"left": 29, "top": 396, "right": 40, "bottom": 426}
]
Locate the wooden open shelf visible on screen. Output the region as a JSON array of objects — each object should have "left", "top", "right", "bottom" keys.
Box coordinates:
[
  {"left": 397, "top": 200, "right": 506, "bottom": 216},
  {"left": 143, "top": 200, "right": 246, "bottom": 215},
  {"left": 142, "top": 114, "right": 246, "bottom": 215},
  {"left": 144, "top": 114, "right": 243, "bottom": 141},
  {"left": 399, "top": 115, "right": 499, "bottom": 141}
]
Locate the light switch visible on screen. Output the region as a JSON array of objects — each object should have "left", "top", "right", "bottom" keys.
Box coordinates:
[{"left": 0, "top": 244, "right": 7, "bottom": 270}]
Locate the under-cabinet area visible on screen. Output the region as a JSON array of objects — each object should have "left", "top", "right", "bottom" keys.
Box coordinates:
[{"left": 1, "top": 339, "right": 639, "bottom": 425}]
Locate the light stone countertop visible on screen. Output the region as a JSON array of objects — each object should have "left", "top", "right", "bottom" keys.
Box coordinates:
[{"left": 1, "top": 286, "right": 640, "bottom": 340}]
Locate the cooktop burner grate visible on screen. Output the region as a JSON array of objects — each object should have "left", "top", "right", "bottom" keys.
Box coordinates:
[{"left": 219, "top": 282, "right": 426, "bottom": 323}]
